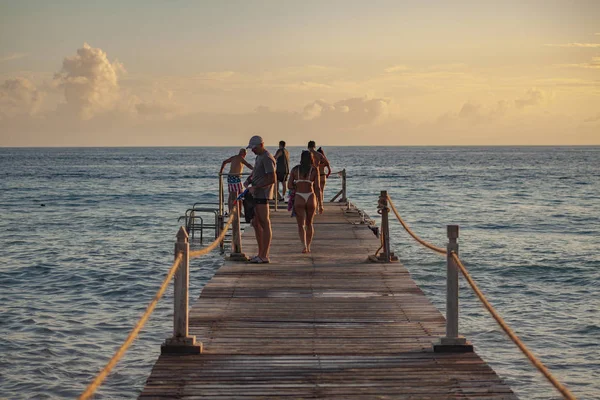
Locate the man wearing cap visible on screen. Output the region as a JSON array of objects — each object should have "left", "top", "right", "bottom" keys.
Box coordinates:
[{"left": 246, "top": 135, "right": 276, "bottom": 263}]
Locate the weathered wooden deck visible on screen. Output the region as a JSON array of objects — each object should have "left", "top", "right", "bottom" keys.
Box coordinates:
[{"left": 140, "top": 203, "right": 517, "bottom": 399}]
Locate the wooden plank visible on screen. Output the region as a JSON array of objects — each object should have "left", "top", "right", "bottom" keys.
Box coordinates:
[{"left": 140, "top": 203, "right": 517, "bottom": 399}]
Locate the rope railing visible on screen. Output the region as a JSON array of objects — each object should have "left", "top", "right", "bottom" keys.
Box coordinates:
[
  {"left": 78, "top": 253, "right": 183, "bottom": 400},
  {"left": 450, "top": 252, "right": 577, "bottom": 400},
  {"left": 79, "top": 204, "right": 238, "bottom": 400},
  {"left": 386, "top": 196, "right": 445, "bottom": 255},
  {"left": 383, "top": 193, "right": 576, "bottom": 400}
]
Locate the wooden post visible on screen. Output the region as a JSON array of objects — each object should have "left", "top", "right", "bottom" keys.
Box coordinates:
[
  {"left": 218, "top": 174, "right": 223, "bottom": 217},
  {"left": 161, "top": 227, "right": 201, "bottom": 354},
  {"left": 341, "top": 169, "right": 347, "bottom": 203},
  {"left": 381, "top": 191, "right": 391, "bottom": 262},
  {"left": 446, "top": 225, "right": 459, "bottom": 339},
  {"left": 229, "top": 202, "right": 247, "bottom": 261},
  {"left": 434, "top": 225, "right": 472, "bottom": 353},
  {"left": 368, "top": 191, "right": 398, "bottom": 263},
  {"left": 218, "top": 214, "right": 225, "bottom": 250}
]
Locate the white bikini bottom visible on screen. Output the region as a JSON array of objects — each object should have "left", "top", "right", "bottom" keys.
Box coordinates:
[{"left": 295, "top": 192, "right": 314, "bottom": 201}]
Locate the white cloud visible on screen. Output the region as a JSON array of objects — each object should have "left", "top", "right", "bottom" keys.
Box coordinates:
[
  {"left": 0, "top": 77, "right": 44, "bottom": 119},
  {"left": 0, "top": 53, "right": 28, "bottom": 63},
  {"left": 545, "top": 43, "right": 600, "bottom": 48},
  {"left": 302, "top": 100, "right": 327, "bottom": 120},
  {"left": 54, "top": 43, "right": 125, "bottom": 119},
  {"left": 556, "top": 56, "right": 600, "bottom": 69},
  {"left": 384, "top": 65, "right": 410, "bottom": 73}
]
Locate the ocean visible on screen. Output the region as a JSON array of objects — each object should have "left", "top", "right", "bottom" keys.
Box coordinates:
[{"left": 0, "top": 146, "right": 598, "bottom": 399}]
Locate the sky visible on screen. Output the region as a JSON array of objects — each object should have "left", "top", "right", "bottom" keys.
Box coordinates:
[{"left": 0, "top": 0, "right": 599, "bottom": 146}]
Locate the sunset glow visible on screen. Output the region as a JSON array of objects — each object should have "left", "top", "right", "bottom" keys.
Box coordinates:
[{"left": 1, "top": 1, "right": 599, "bottom": 146}]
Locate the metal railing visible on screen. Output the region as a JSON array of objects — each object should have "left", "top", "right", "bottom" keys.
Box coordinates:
[{"left": 329, "top": 168, "right": 347, "bottom": 203}]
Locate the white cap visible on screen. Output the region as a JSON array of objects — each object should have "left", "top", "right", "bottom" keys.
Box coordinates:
[{"left": 246, "top": 135, "right": 263, "bottom": 149}]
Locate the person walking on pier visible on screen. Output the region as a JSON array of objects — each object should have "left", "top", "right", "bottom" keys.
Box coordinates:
[
  {"left": 287, "top": 150, "right": 321, "bottom": 253},
  {"left": 307, "top": 140, "right": 329, "bottom": 214},
  {"left": 274, "top": 140, "right": 290, "bottom": 202},
  {"left": 220, "top": 148, "right": 253, "bottom": 213},
  {"left": 316, "top": 146, "right": 331, "bottom": 208},
  {"left": 246, "top": 135, "right": 276, "bottom": 263}
]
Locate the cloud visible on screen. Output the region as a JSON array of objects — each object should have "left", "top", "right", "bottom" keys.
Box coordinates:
[
  {"left": 384, "top": 65, "right": 410, "bottom": 73},
  {"left": 0, "top": 77, "right": 44, "bottom": 119},
  {"left": 302, "top": 100, "right": 327, "bottom": 120},
  {"left": 130, "top": 90, "right": 179, "bottom": 119},
  {"left": 584, "top": 113, "right": 600, "bottom": 123},
  {"left": 449, "top": 100, "right": 508, "bottom": 124},
  {"left": 427, "top": 63, "right": 468, "bottom": 71},
  {"left": 53, "top": 43, "right": 125, "bottom": 119},
  {"left": 556, "top": 56, "right": 600, "bottom": 69},
  {"left": 514, "top": 88, "right": 551, "bottom": 109},
  {"left": 435, "top": 88, "right": 552, "bottom": 127},
  {"left": 458, "top": 102, "right": 483, "bottom": 120},
  {"left": 302, "top": 97, "right": 391, "bottom": 126},
  {"left": 545, "top": 43, "right": 600, "bottom": 48},
  {"left": 0, "top": 53, "right": 28, "bottom": 63}
]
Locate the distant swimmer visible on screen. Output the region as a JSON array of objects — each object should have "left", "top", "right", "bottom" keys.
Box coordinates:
[{"left": 220, "top": 148, "right": 253, "bottom": 213}]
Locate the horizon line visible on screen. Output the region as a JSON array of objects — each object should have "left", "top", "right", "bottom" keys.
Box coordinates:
[{"left": 1, "top": 144, "right": 600, "bottom": 149}]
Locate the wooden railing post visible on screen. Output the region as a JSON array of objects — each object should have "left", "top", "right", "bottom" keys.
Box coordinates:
[
  {"left": 218, "top": 214, "right": 225, "bottom": 250},
  {"left": 369, "top": 191, "right": 398, "bottom": 263},
  {"left": 434, "top": 225, "right": 472, "bottom": 353},
  {"left": 341, "top": 169, "right": 347, "bottom": 203},
  {"left": 446, "top": 225, "right": 459, "bottom": 339},
  {"left": 229, "top": 202, "right": 247, "bottom": 261},
  {"left": 381, "top": 191, "right": 391, "bottom": 262},
  {"left": 218, "top": 174, "right": 224, "bottom": 217},
  {"left": 161, "top": 227, "right": 201, "bottom": 354}
]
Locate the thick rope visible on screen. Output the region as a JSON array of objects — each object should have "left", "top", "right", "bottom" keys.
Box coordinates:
[
  {"left": 450, "top": 252, "right": 576, "bottom": 400},
  {"left": 79, "top": 204, "right": 238, "bottom": 400},
  {"left": 386, "top": 196, "right": 446, "bottom": 255},
  {"left": 79, "top": 253, "right": 183, "bottom": 400},
  {"left": 386, "top": 195, "right": 574, "bottom": 398}
]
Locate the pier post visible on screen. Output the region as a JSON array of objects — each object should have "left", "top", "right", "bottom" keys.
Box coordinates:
[
  {"left": 381, "top": 191, "right": 391, "bottom": 262},
  {"left": 369, "top": 191, "right": 398, "bottom": 262},
  {"left": 161, "top": 227, "right": 202, "bottom": 354},
  {"left": 218, "top": 214, "right": 225, "bottom": 250},
  {"left": 218, "top": 174, "right": 224, "bottom": 217},
  {"left": 434, "top": 225, "right": 472, "bottom": 353},
  {"left": 341, "top": 169, "right": 347, "bottom": 203},
  {"left": 229, "top": 202, "right": 247, "bottom": 261}
]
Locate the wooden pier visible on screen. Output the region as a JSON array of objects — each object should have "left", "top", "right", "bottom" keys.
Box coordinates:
[{"left": 140, "top": 202, "right": 517, "bottom": 399}]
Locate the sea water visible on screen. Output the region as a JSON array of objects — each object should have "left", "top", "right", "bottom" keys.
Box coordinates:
[{"left": 0, "top": 146, "right": 598, "bottom": 399}]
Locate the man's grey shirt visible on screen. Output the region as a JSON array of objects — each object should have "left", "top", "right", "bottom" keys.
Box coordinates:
[{"left": 252, "top": 150, "right": 276, "bottom": 199}]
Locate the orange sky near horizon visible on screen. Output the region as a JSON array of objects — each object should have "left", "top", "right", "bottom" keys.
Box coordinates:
[{"left": 1, "top": 1, "right": 599, "bottom": 146}]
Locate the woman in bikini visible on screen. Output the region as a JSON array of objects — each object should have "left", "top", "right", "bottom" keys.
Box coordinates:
[{"left": 287, "top": 150, "right": 322, "bottom": 253}]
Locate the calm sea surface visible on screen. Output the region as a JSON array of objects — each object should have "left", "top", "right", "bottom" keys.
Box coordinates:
[{"left": 1, "top": 146, "right": 599, "bottom": 399}]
